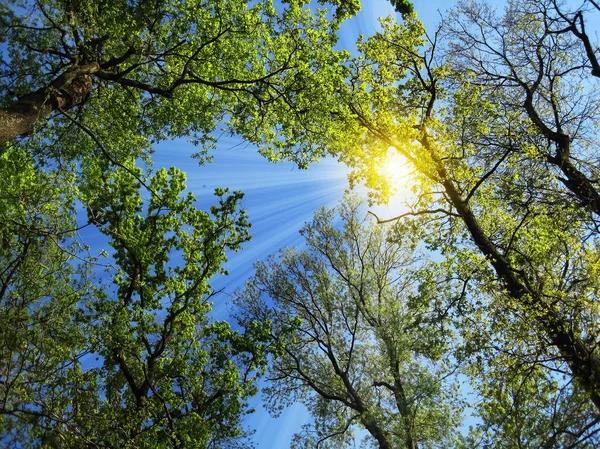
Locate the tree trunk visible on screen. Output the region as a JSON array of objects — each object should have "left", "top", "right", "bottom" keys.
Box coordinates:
[
  {"left": 391, "top": 369, "right": 417, "bottom": 449},
  {"left": 0, "top": 63, "right": 99, "bottom": 145},
  {"left": 551, "top": 140, "right": 600, "bottom": 217},
  {"left": 523, "top": 95, "right": 600, "bottom": 216},
  {"left": 421, "top": 133, "right": 600, "bottom": 412},
  {"left": 332, "top": 356, "right": 393, "bottom": 449},
  {"left": 361, "top": 417, "right": 393, "bottom": 449}
]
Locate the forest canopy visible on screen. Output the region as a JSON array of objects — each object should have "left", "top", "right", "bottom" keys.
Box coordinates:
[{"left": 2, "top": 0, "right": 600, "bottom": 448}]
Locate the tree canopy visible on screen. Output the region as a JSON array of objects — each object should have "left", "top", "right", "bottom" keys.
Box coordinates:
[
  {"left": 0, "top": 151, "right": 273, "bottom": 447},
  {"left": 312, "top": 0, "right": 600, "bottom": 445},
  {"left": 3, "top": 0, "right": 600, "bottom": 447},
  {"left": 0, "top": 0, "right": 358, "bottom": 446},
  {"left": 235, "top": 198, "right": 463, "bottom": 449},
  {"left": 0, "top": 0, "right": 351, "bottom": 167}
]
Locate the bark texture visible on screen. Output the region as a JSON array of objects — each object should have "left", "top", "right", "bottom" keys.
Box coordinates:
[{"left": 0, "top": 63, "right": 99, "bottom": 144}]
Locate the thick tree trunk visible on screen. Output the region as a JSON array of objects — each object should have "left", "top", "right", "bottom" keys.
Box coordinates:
[
  {"left": 361, "top": 418, "right": 392, "bottom": 449},
  {"left": 380, "top": 345, "right": 418, "bottom": 449},
  {"left": 0, "top": 63, "right": 99, "bottom": 144},
  {"left": 332, "top": 357, "right": 393, "bottom": 449}
]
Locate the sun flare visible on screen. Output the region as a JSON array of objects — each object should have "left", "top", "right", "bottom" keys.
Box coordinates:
[{"left": 379, "top": 148, "right": 414, "bottom": 200}]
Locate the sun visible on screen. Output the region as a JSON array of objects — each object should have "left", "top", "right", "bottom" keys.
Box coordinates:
[{"left": 379, "top": 147, "right": 414, "bottom": 199}]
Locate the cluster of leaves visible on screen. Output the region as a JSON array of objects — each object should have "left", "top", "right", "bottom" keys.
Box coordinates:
[{"left": 0, "top": 144, "right": 274, "bottom": 447}]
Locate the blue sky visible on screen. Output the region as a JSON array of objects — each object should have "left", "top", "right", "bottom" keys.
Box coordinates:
[{"left": 144, "top": 1, "right": 463, "bottom": 447}]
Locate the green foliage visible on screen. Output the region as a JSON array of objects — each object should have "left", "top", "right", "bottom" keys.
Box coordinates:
[
  {"left": 1, "top": 0, "right": 353, "bottom": 168},
  {"left": 0, "top": 156, "right": 272, "bottom": 447},
  {"left": 291, "top": 0, "right": 600, "bottom": 445},
  {"left": 0, "top": 146, "right": 93, "bottom": 445},
  {"left": 0, "top": 1, "right": 360, "bottom": 446},
  {"left": 389, "top": 0, "right": 414, "bottom": 16},
  {"left": 4, "top": 0, "right": 600, "bottom": 446},
  {"left": 72, "top": 166, "right": 269, "bottom": 448}
]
